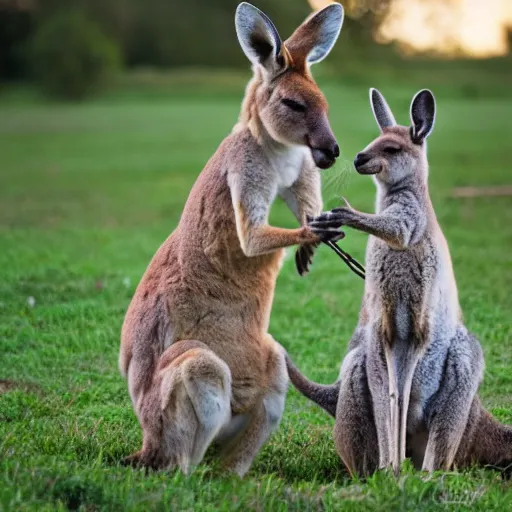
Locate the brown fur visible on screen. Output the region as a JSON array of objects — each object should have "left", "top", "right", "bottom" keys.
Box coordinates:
[
  {"left": 454, "top": 398, "right": 512, "bottom": 473},
  {"left": 119, "top": 2, "right": 344, "bottom": 476}
]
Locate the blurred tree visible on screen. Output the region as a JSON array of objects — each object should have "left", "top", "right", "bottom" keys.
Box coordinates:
[
  {"left": 30, "top": 0, "right": 313, "bottom": 69},
  {"left": 0, "top": 0, "right": 423, "bottom": 82},
  {"left": 0, "top": 1, "right": 36, "bottom": 80},
  {"left": 343, "top": 0, "right": 391, "bottom": 18},
  {"left": 83, "top": 0, "right": 310, "bottom": 68},
  {"left": 31, "top": 9, "right": 120, "bottom": 99}
]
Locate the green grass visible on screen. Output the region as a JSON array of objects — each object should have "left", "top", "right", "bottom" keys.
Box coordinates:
[{"left": 1, "top": 72, "right": 511, "bottom": 510}]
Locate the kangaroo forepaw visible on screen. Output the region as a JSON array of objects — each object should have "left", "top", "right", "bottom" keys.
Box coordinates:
[
  {"left": 310, "top": 208, "right": 356, "bottom": 229},
  {"left": 295, "top": 243, "right": 318, "bottom": 276},
  {"left": 310, "top": 226, "right": 345, "bottom": 243}
]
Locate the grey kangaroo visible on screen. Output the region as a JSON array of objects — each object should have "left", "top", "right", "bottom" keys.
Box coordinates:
[{"left": 287, "top": 88, "right": 512, "bottom": 477}]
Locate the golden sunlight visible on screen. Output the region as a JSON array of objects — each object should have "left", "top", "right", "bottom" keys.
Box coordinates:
[{"left": 308, "top": 0, "right": 512, "bottom": 58}]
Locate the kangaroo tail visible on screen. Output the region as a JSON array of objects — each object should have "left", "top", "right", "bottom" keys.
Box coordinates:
[
  {"left": 460, "top": 397, "right": 512, "bottom": 476},
  {"left": 474, "top": 404, "right": 512, "bottom": 475},
  {"left": 285, "top": 353, "right": 340, "bottom": 417}
]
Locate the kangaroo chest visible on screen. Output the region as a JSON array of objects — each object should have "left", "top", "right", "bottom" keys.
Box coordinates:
[
  {"left": 367, "top": 237, "right": 437, "bottom": 344},
  {"left": 268, "top": 146, "right": 309, "bottom": 193}
]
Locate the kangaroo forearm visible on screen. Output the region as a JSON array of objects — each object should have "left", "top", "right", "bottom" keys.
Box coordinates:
[
  {"left": 311, "top": 205, "right": 418, "bottom": 250},
  {"left": 347, "top": 213, "right": 414, "bottom": 249},
  {"left": 283, "top": 177, "right": 324, "bottom": 275},
  {"left": 296, "top": 184, "right": 323, "bottom": 224},
  {"left": 242, "top": 225, "right": 316, "bottom": 257},
  {"left": 281, "top": 173, "right": 323, "bottom": 225}
]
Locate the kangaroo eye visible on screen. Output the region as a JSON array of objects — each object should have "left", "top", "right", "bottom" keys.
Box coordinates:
[
  {"left": 383, "top": 146, "right": 400, "bottom": 155},
  {"left": 281, "top": 98, "right": 307, "bottom": 113}
]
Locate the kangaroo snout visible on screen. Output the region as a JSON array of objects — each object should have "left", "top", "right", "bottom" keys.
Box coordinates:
[
  {"left": 307, "top": 111, "right": 339, "bottom": 170},
  {"left": 331, "top": 142, "right": 341, "bottom": 159},
  {"left": 354, "top": 152, "right": 379, "bottom": 174},
  {"left": 354, "top": 152, "right": 371, "bottom": 167},
  {"left": 311, "top": 141, "right": 339, "bottom": 170}
]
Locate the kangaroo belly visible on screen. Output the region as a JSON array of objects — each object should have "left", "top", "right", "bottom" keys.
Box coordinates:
[
  {"left": 407, "top": 336, "right": 450, "bottom": 432},
  {"left": 368, "top": 237, "right": 437, "bottom": 338}
]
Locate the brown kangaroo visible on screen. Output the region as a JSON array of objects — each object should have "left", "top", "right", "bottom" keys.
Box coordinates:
[
  {"left": 119, "top": 2, "right": 345, "bottom": 476},
  {"left": 287, "top": 88, "right": 512, "bottom": 477}
]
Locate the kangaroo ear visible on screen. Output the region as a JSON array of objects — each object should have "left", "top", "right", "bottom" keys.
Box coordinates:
[
  {"left": 410, "top": 89, "right": 436, "bottom": 144},
  {"left": 369, "top": 88, "right": 396, "bottom": 132},
  {"left": 235, "top": 2, "right": 283, "bottom": 73},
  {"left": 285, "top": 3, "right": 344, "bottom": 65}
]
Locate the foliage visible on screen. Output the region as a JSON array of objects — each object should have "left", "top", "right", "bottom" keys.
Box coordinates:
[
  {"left": 30, "top": 9, "right": 120, "bottom": 100},
  {"left": 0, "top": 6, "right": 34, "bottom": 80},
  {"left": 2, "top": 0, "right": 380, "bottom": 81}
]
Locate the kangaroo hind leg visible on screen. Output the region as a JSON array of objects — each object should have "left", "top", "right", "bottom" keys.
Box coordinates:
[
  {"left": 384, "top": 343, "right": 400, "bottom": 475},
  {"left": 422, "top": 329, "right": 483, "bottom": 472},
  {"left": 176, "top": 348, "right": 232, "bottom": 471},
  {"left": 367, "top": 342, "right": 392, "bottom": 470},
  {"left": 219, "top": 341, "right": 288, "bottom": 477},
  {"left": 128, "top": 341, "right": 232, "bottom": 474},
  {"left": 334, "top": 347, "right": 378, "bottom": 477},
  {"left": 384, "top": 339, "right": 421, "bottom": 475},
  {"left": 398, "top": 349, "right": 421, "bottom": 466}
]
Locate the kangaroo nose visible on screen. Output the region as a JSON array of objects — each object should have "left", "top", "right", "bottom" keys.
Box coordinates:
[
  {"left": 321, "top": 142, "right": 339, "bottom": 160},
  {"left": 354, "top": 152, "right": 371, "bottom": 168}
]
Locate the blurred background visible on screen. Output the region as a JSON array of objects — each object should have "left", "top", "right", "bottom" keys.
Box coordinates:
[
  {"left": 1, "top": 0, "right": 512, "bottom": 99},
  {"left": 1, "top": 0, "right": 511, "bottom": 242}
]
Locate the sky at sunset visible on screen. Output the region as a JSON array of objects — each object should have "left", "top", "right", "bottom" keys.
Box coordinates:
[{"left": 309, "top": 0, "right": 512, "bottom": 57}]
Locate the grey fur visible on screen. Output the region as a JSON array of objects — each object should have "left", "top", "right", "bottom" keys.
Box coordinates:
[
  {"left": 410, "top": 89, "right": 436, "bottom": 143},
  {"left": 235, "top": 2, "right": 282, "bottom": 70},
  {"left": 285, "top": 354, "right": 339, "bottom": 417},
  {"left": 287, "top": 89, "right": 512, "bottom": 476},
  {"left": 370, "top": 88, "right": 397, "bottom": 131},
  {"left": 304, "top": 3, "right": 344, "bottom": 64}
]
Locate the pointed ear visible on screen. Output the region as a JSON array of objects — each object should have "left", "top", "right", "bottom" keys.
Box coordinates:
[
  {"left": 369, "top": 88, "right": 397, "bottom": 132},
  {"left": 410, "top": 89, "right": 436, "bottom": 144},
  {"left": 235, "top": 2, "right": 283, "bottom": 74},
  {"left": 285, "top": 3, "right": 344, "bottom": 65}
]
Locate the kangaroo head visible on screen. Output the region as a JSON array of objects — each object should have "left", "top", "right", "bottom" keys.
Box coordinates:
[
  {"left": 354, "top": 88, "right": 436, "bottom": 185},
  {"left": 235, "top": 2, "right": 343, "bottom": 169}
]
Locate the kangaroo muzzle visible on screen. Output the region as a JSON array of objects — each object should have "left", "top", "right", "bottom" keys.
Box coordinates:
[
  {"left": 354, "top": 151, "right": 381, "bottom": 175},
  {"left": 310, "top": 142, "right": 340, "bottom": 170},
  {"left": 308, "top": 113, "right": 339, "bottom": 170}
]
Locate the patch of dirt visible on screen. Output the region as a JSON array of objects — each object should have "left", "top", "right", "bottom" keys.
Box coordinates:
[
  {"left": 451, "top": 186, "right": 512, "bottom": 198},
  {"left": 0, "top": 379, "right": 43, "bottom": 396}
]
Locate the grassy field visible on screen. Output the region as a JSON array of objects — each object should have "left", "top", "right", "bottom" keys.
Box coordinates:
[{"left": 1, "top": 70, "right": 511, "bottom": 510}]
